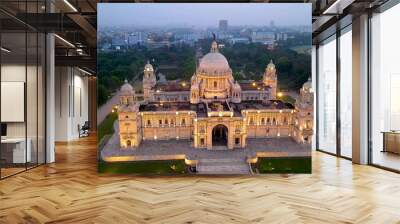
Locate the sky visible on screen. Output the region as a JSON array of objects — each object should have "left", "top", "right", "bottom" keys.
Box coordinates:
[{"left": 98, "top": 3, "right": 311, "bottom": 28}]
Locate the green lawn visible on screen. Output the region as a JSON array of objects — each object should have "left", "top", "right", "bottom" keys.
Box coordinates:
[
  {"left": 98, "top": 112, "right": 118, "bottom": 144},
  {"left": 98, "top": 160, "right": 188, "bottom": 174},
  {"left": 256, "top": 157, "right": 311, "bottom": 174}
]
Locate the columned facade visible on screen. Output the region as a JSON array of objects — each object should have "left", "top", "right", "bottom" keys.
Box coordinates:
[{"left": 117, "top": 40, "right": 313, "bottom": 150}]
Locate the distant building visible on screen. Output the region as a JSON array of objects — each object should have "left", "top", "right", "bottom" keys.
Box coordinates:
[
  {"left": 270, "top": 20, "right": 275, "bottom": 28},
  {"left": 251, "top": 31, "right": 275, "bottom": 45},
  {"left": 228, "top": 37, "right": 250, "bottom": 44},
  {"left": 128, "top": 32, "right": 143, "bottom": 45},
  {"left": 276, "top": 33, "right": 288, "bottom": 41},
  {"left": 145, "top": 40, "right": 171, "bottom": 49},
  {"left": 100, "top": 43, "right": 112, "bottom": 51},
  {"left": 216, "top": 32, "right": 232, "bottom": 40},
  {"left": 219, "top": 20, "right": 228, "bottom": 31},
  {"left": 111, "top": 37, "right": 127, "bottom": 49},
  {"left": 174, "top": 33, "right": 201, "bottom": 42}
]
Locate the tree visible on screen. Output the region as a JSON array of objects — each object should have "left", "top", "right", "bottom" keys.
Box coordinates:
[{"left": 97, "top": 84, "right": 110, "bottom": 106}]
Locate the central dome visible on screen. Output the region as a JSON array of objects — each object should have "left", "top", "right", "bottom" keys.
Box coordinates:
[{"left": 198, "top": 52, "right": 231, "bottom": 74}]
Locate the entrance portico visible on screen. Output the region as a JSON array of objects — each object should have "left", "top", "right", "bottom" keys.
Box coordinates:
[{"left": 212, "top": 124, "right": 228, "bottom": 147}]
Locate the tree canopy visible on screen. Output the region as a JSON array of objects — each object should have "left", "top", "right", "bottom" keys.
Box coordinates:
[{"left": 97, "top": 37, "right": 310, "bottom": 106}]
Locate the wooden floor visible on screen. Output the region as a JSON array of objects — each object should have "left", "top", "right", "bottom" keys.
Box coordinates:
[{"left": 1, "top": 135, "right": 400, "bottom": 224}]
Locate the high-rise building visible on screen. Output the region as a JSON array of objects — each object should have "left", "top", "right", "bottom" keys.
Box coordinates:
[
  {"left": 219, "top": 20, "right": 228, "bottom": 31},
  {"left": 270, "top": 20, "right": 275, "bottom": 28}
]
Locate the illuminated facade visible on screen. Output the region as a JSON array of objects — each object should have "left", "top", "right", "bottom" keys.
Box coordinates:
[
  {"left": 118, "top": 80, "right": 141, "bottom": 148},
  {"left": 118, "top": 40, "right": 313, "bottom": 150}
]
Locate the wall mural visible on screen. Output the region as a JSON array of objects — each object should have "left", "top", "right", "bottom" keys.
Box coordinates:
[{"left": 97, "top": 3, "right": 313, "bottom": 175}]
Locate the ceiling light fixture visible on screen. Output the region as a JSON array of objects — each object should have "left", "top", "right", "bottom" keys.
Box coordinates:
[
  {"left": 54, "top": 34, "right": 75, "bottom": 48},
  {"left": 1, "top": 47, "right": 11, "bottom": 53},
  {"left": 63, "top": 0, "right": 78, "bottom": 12}
]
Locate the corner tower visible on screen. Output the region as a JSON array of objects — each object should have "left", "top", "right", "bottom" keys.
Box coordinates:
[
  {"left": 142, "top": 60, "right": 156, "bottom": 101},
  {"left": 263, "top": 60, "right": 277, "bottom": 99},
  {"left": 293, "top": 78, "right": 313, "bottom": 144},
  {"left": 118, "top": 80, "right": 141, "bottom": 148}
]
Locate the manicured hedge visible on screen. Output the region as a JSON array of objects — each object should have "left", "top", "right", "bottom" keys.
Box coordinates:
[
  {"left": 98, "top": 160, "right": 188, "bottom": 174},
  {"left": 256, "top": 157, "right": 311, "bottom": 174}
]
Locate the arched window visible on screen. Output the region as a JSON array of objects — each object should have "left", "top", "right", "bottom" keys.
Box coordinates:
[
  {"left": 267, "top": 118, "right": 270, "bottom": 124},
  {"left": 272, "top": 118, "right": 276, "bottom": 125},
  {"left": 249, "top": 117, "right": 254, "bottom": 125},
  {"left": 165, "top": 119, "right": 168, "bottom": 125},
  {"left": 147, "top": 120, "right": 151, "bottom": 126},
  {"left": 261, "top": 118, "right": 265, "bottom": 125},
  {"left": 181, "top": 118, "right": 186, "bottom": 126},
  {"left": 214, "top": 81, "right": 217, "bottom": 88}
]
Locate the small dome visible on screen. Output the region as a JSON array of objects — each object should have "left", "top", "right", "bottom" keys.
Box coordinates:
[
  {"left": 302, "top": 77, "right": 312, "bottom": 91},
  {"left": 233, "top": 81, "right": 241, "bottom": 89},
  {"left": 120, "top": 80, "right": 134, "bottom": 95},
  {"left": 267, "top": 60, "right": 275, "bottom": 70},
  {"left": 198, "top": 52, "right": 231, "bottom": 75},
  {"left": 144, "top": 60, "right": 154, "bottom": 71}
]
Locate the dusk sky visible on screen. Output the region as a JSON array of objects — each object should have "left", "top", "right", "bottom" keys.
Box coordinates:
[{"left": 98, "top": 3, "right": 311, "bottom": 28}]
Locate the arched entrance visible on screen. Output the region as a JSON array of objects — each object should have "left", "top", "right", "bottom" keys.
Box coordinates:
[
  {"left": 126, "top": 140, "right": 131, "bottom": 147},
  {"left": 212, "top": 124, "right": 228, "bottom": 146}
]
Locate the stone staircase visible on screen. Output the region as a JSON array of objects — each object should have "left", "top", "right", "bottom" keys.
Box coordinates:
[
  {"left": 197, "top": 158, "right": 251, "bottom": 175},
  {"left": 212, "top": 146, "right": 229, "bottom": 151}
]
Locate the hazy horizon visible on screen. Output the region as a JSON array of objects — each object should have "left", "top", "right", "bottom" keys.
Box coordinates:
[{"left": 98, "top": 3, "right": 311, "bottom": 28}]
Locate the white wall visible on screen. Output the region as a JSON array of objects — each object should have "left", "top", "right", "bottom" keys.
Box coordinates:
[
  {"left": 1, "top": 64, "right": 42, "bottom": 137},
  {"left": 1, "top": 63, "right": 46, "bottom": 164},
  {"left": 54, "top": 67, "right": 89, "bottom": 141}
]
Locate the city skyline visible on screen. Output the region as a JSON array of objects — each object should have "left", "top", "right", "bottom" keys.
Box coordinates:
[{"left": 98, "top": 3, "right": 311, "bottom": 28}]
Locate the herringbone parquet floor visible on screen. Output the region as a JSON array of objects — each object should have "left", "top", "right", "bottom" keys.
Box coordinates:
[{"left": 1, "top": 135, "right": 400, "bottom": 224}]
